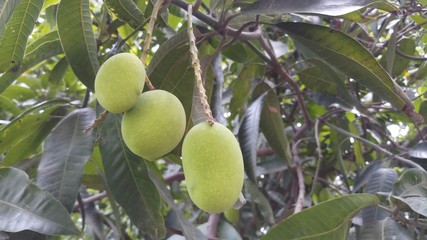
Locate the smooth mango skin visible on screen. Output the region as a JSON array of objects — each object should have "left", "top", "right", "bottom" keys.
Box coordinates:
[
  {"left": 121, "top": 90, "right": 186, "bottom": 161},
  {"left": 182, "top": 122, "right": 244, "bottom": 213},
  {"left": 95, "top": 53, "right": 145, "bottom": 113}
]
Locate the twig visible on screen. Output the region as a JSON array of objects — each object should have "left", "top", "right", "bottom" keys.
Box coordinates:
[
  {"left": 84, "top": 110, "right": 109, "bottom": 133},
  {"left": 140, "top": 0, "right": 165, "bottom": 90},
  {"left": 73, "top": 191, "right": 108, "bottom": 211},
  {"left": 292, "top": 140, "right": 306, "bottom": 213},
  {"left": 207, "top": 213, "right": 220, "bottom": 240},
  {"left": 187, "top": 4, "right": 215, "bottom": 124},
  {"left": 324, "top": 121, "right": 424, "bottom": 170}
]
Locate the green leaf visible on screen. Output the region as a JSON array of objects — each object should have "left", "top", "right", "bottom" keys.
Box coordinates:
[
  {"left": 245, "top": 180, "right": 275, "bottom": 225},
  {"left": 392, "top": 169, "right": 427, "bottom": 216},
  {"left": 362, "top": 168, "right": 397, "bottom": 224},
  {"left": 358, "top": 217, "right": 412, "bottom": 240},
  {"left": 149, "top": 170, "right": 207, "bottom": 240},
  {"left": 0, "top": 167, "right": 80, "bottom": 235},
  {"left": 276, "top": 22, "right": 417, "bottom": 120},
  {"left": 99, "top": 112, "right": 166, "bottom": 239},
  {"left": 36, "top": 108, "right": 96, "bottom": 212},
  {"left": 262, "top": 194, "right": 379, "bottom": 240},
  {"left": 0, "top": 99, "right": 69, "bottom": 158},
  {"left": 0, "top": 31, "right": 63, "bottom": 93},
  {"left": 238, "top": 94, "right": 266, "bottom": 182},
  {"left": 0, "top": 95, "right": 21, "bottom": 116},
  {"left": 242, "top": 0, "right": 397, "bottom": 17},
  {"left": 0, "top": 0, "right": 44, "bottom": 72},
  {"left": 258, "top": 84, "right": 293, "bottom": 166},
  {"left": 147, "top": 30, "right": 195, "bottom": 124},
  {"left": 106, "top": 0, "right": 146, "bottom": 29},
  {"left": 57, "top": 0, "right": 99, "bottom": 91},
  {"left": 0, "top": 0, "right": 22, "bottom": 38},
  {"left": 2, "top": 106, "right": 67, "bottom": 166},
  {"left": 229, "top": 64, "right": 255, "bottom": 119},
  {"left": 49, "top": 57, "right": 69, "bottom": 84}
]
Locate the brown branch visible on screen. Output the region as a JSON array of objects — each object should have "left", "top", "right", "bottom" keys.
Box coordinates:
[
  {"left": 207, "top": 213, "right": 220, "bottom": 240},
  {"left": 73, "top": 191, "right": 108, "bottom": 211}
]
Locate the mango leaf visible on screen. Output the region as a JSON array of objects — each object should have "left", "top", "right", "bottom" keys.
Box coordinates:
[
  {"left": 258, "top": 84, "right": 293, "bottom": 166},
  {"left": 99, "top": 112, "right": 166, "bottom": 239},
  {"left": 0, "top": 0, "right": 43, "bottom": 72},
  {"left": 2, "top": 106, "right": 68, "bottom": 166},
  {"left": 245, "top": 180, "right": 275, "bottom": 225},
  {"left": 147, "top": 30, "right": 195, "bottom": 124},
  {"left": 392, "top": 169, "right": 427, "bottom": 216},
  {"left": 0, "top": 99, "right": 69, "bottom": 157},
  {"left": 276, "top": 22, "right": 419, "bottom": 122},
  {"left": 229, "top": 64, "right": 255, "bottom": 119},
  {"left": 0, "top": 31, "right": 63, "bottom": 93},
  {"left": 242, "top": 0, "right": 397, "bottom": 17},
  {"left": 106, "top": 0, "right": 146, "bottom": 29},
  {"left": 49, "top": 57, "right": 69, "bottom": 85},
  {"left": 362, "top": 168, "right": 397, "bottom": 224},
  {"left": 149, "top": 170, "right": 207, "bottom": 240},
  {"left": 0, "top": 167, "right": 80, "bottom": 235},
  {"left": 262, "top": 194, "right": 379, "bottom": 240},
  {"left": 36, "top": 108, "right": 96, "bottom": 212},
  {"left": 57, "top": 0, "right": 99, "bottom": 91},
  {"left": 0, "top": 0, "right": 21, "bottom": 38},
  {"left": 358, "top": 217, "right": 412, "bottom": 240},
  {"left": 238, "top": 94, "right": 267, "bottom": 182},
  {"left": 381, "top": 38, "right": 416, "bottom": 78}
]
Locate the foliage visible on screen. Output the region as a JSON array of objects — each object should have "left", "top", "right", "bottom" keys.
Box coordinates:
[{"left": 2, "top": 0, "right": 427, "bottom": 239}]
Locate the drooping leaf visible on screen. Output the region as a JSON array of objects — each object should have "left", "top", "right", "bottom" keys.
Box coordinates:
[
  {"left": 99, "top": 112, "right": 166, "bottom": 239},
  {"left": 258, "top": 84, "right": 293, "bottom": 166},
  {"left": 0, "top": 167, "right": 80, "bottom": 235},
  {"left": 36, "top": 108, "right": 96, "bottom": 212},
  {"left": 106, "top": 0, "right": 146, "bottom": 29},
  {"left": 238, "top": 94, "right": 267, "bottom": 182},
  {"left": 0, "top": 99, "right": 69, "bottom": 158},
  {"left": 358, "top": 217, "right": 412, "bottom": 240},
  {"left": 147, "top": 30, "right": 195, "bottom": 124},
  {"left": 2, "top": 106, "right": 68, "bottom": 166},
  {"left": 0, "top": 31, "right": 63, "bottom": 93},
  {"left": 49, "top": 57, "right": 69, "bottom": 85},
  {"left": 229, "top": 64, "right": 256, "bottom": 119},
  {"left": 381, "top": 38, "right": 416, "bottom": 78},
  {"left": 0, "top": 0, "right": 44, "bottom": 72},
  {"left": 242, "top": 0, "right": 397, "bottom": 17},
  {"left": 262, "top": 194, "right": 379, "bottom": 240},
  {"left": 362, "top": 168, "right": 397, "bottom": 224},
  {"left": 57, "top": 0, "right": 99, "bottom": 91},
  {"left": 353, "top": 160, "right": 388, "bottom": 193},
  {"left": 392, "top": 169, "right": 427, "bottom": 216},
  {"left": 245, "top": 180, "right": 275, "bottom": 225},
  {"left": 276, "top": 22, "right": 418, "bottom": 121},
  {"left": 149, "top": 170, "right": 207, "bottom": 240},
  {"left": 0, "top": 0, "right": 22, "bottom": 38}
]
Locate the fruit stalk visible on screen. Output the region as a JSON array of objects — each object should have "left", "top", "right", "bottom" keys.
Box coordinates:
[
  {"left": 141, "top": 0, "right": 165, "bottom": 90},
  {"left": 187, "top": 4, "right": 214, "bottom": 124}
]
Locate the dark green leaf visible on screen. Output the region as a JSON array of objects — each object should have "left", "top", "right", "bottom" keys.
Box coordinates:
[
  {"left": 258, "top": 84, "right": 292, "bottom": 166},
  {"left": 0, "top": 95, "right": 21, "bottom": 116},
  {"left": 36, "top": 108, "right": 96, "bottom": 212},
  {"left": 242, "top": 0, "right": 397, "bottom": 17},
  {"left": 57, "top": 0, "right": 99, "bottom": 91},
  {"left": 358, "top": 217, "right": 412, "bottom": 240},
  {"left": 263, "top": 194, "right": 379, "bottom": 240},
  {"left": 0, "top": 31, "right": 63, "bottom": 93},
  {"left": 362, "top": 168, "right": 397, "bottom": 224},
  {"left": 149, "top": 170, "right": 207, "bottom": 240},
  {"left": 106, "top": 0, "right": 146, "bottom": 29},
  {"left": 99, "top": 112, "right": 166, "bottom": 239},
  {"left": 245, "top": 180, "right": 275, "bottom": 225},
  {"left": 0, "top": 0, "right": 22, "bottom": 38},
  {"left": 0, "top": 167, "right": 80, "bottom": 235},
  {"left": 0, "top": 0, "right": 44, "bottom": 72},
  {"left": 392, "top": 169, "right": 427, "bottom": 216},
  {"left": 147, "top": 30, "right": 195, "bottom": 124},
  {"left": 277, "top": 22, "right": 417, "bottom": 120},
  {"left": 49, "top": 57, "right": 69, "bottom": 85},
  {"left": 229, "top": 64, "right": 255, "bottom": 119},
  {"left": 238, "top": 94, "right": 266, "bottom": 182}
]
